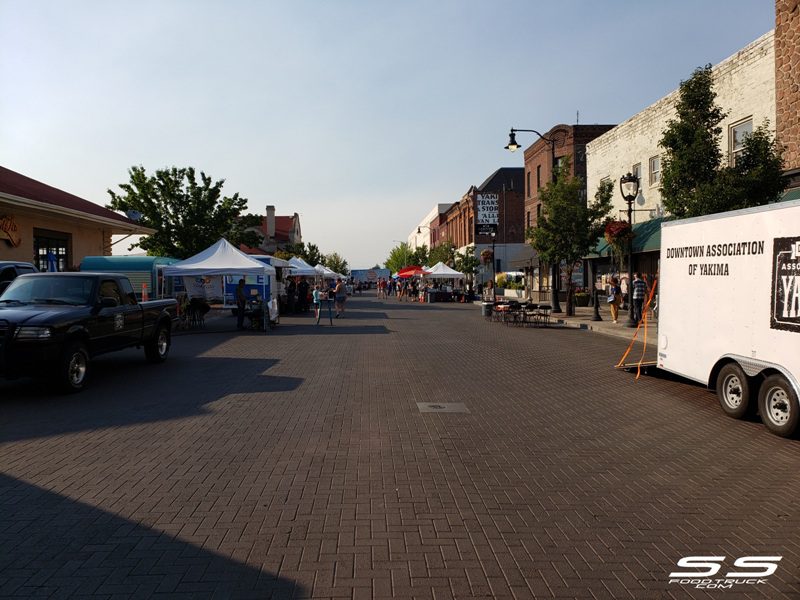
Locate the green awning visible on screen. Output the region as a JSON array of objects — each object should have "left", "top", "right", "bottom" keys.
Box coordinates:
[
  {"left": 782, "top": 187, "right": 800, "bottom": 202},
  {"left": 586, "top": 217, "right": 665, "bottom": 258}
]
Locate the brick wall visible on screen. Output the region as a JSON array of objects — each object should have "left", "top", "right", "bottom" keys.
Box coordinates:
[
  {"left": 776, "top": 0, "right": 800, "bottom": 177},
  {"left": 523, "top": 124, "right": 614, "bottom": 230},
  {"left": 586, "top": 31, "right": 775, "bottom": 220}
]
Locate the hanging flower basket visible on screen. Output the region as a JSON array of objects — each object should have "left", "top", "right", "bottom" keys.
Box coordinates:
[
  {"left": 480, "top": 248, "right": 493, "bottom": 265},
  {"left": 604, "top": 220, "right": 634, "bottom": 270}
]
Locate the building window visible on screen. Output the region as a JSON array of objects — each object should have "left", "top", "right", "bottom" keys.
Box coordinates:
[
  {"left": 34, "top": 228, "right": 71, "bottom": 272},
  {"left": 526, "top": 171, "right": 531, "bottom": 198},
  {"left": 536, "top": 204, "right": 542, "bottom": 219},
  {"left": 730, "top": 118, "right": 753, "bottom": 166},
  {"left": 648, "top": 156, "right": 661, "bottom": 186},
  {"left": 536, "top": 165, "right": 541, "bottom": 189},
  {"left": 632, "top": 163, "right": 641, "bottom": 183},
  {"left": 526, "top": 211, "right": 531, "bottom": 228}
]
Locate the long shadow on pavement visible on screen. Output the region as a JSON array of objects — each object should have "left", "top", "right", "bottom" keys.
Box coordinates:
[
  {"left": 0, "top": 473, "right": 304, "bottom": 599},
  {"left": 0, "top": 351, "right": 303, "bottom": 443}
]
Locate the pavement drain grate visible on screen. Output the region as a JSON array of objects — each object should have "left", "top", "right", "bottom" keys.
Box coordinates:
[{"left": 416, "top": 402, "right": 470, "bottom": 413}]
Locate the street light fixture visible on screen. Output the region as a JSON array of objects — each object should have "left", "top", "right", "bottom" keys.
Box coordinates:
[
  {"left": 505, "top": 127, "right": 563, "bottom": 313},
  {"left": 619, "top": 172, "right": 640, "bottom": 328},
  {"left": 490, "top": 230, "right": 497, "bottom": 285}
]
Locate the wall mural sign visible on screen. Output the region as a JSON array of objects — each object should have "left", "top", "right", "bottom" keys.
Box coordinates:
[
  {"left": 0, "top": 215, "right": 21, "bottom": 247},
  {"left": 475, "top": 193, "right": 499, "bottom": 236}
]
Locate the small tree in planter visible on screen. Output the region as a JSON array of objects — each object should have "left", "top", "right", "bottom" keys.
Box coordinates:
[{"left": 528, "top": 162, "right": 613, "bottom": 316}]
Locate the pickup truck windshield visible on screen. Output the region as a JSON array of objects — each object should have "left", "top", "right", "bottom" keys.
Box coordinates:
[{"left": 0, "top": 276, "right": 95, "bottom": 306}]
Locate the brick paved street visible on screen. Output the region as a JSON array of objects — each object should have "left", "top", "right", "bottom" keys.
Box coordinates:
[{"left": 1, "top": 294, "right": 799, "bottom": 599}]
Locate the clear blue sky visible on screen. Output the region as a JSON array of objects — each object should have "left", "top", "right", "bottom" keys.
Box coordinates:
[{"left": 0, "top": 1, "right": 775, "bottom": 268}]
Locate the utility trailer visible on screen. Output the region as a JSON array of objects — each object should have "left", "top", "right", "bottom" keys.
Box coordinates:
[{"left": 657, "top": 200, "right": 800, "bottom": 437}]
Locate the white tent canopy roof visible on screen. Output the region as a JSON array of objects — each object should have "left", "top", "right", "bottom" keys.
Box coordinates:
[
  {"left": 314, "top": 264, "right": 339, "bottom": 279},
  {"left": 248, "top": 254, "right": 292, "bottom": 268},
  {"left": 287, "top": 256, "right": 317, "bottom": 276},
  {"left": 425, "top": 262, "right": 465, "bottom": 279},
  {"left": 162, "top": 238, "right": 276, "bottom": 276}
]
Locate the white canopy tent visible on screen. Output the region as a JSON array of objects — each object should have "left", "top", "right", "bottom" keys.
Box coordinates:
[
  {"left": 424, "top": 262, "right": 465, "bottom": 279},
  {"left": 314, "top": 264, "right": 339, "bottom": 279},
  {"left": 163, "top": 238, "right": 276, "bottom": 277},
  {"left": 248, "top": 254, "right": 291, "bottom": 269},
  {"left": 287, "top": 256, "right": 317, "bottom": 276},
  {"left": 162, "top": 238, "right": 276, "bottom": 330}
]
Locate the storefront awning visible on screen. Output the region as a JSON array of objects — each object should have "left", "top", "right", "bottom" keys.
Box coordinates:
[
  {"left": 586, "top": 217, "right": 665, "bottom": 258},
  {"left": 781, "top": 187, "right": 800, "bottom": 202}
]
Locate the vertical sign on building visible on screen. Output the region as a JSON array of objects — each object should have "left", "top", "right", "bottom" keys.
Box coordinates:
[{"left": 475, "top": 193, "right": 499, "bottom": 236}]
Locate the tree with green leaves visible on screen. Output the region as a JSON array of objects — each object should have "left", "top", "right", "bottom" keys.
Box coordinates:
[
  {"left": 107, "top": 165, "right": 262, "bottom": 259},
  {"left": 428, "top": 240, "right": 456, "bottom": 266},
  {"left": 660, "top": 65, "right": 785, "bottom": 218},
  {"left": 455, "top": 249, "right": 480, "bottom": 280},
  {"left": 410, "top": 244, "right": 429, "bottom": 267},
  {"left": 385, "top": 243, "right": 412, "bottom": 273},
  {"left": 275, "top": 242, "right": 324, "bottom": 266},
  {"left": 323, "top": 252, "right": 349, "bottom": 275},
  {"left": 527, "top": 158, "right": 613, "bottom": 316}
]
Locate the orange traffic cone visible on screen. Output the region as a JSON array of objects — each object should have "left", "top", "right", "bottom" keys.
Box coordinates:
[{"left": 142, "top": 283, "right": 149, "bottom": 302}]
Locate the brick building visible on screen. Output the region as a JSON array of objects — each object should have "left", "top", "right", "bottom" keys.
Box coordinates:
[
  {"left": 0, "top": 166, "right": 153, "bottom": 271},
  {"left": 509, "top": 124, "right": 614, "bottom": 295},
  {"left": 240, "top": 205, "right": 302, "bottom": 255},
  {"left": 776, "top": 0, "right": 800, "bottom": 190},
  {"left": 434, "top": 167, "right": 525, "bottom": 283}
]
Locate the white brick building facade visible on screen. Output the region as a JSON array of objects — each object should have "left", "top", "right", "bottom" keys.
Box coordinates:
[{"left": 586, "top": 31, "right": 775, "bottom": 224}]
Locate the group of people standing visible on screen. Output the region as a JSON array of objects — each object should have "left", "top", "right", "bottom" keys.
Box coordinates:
[
  {"left": 375, "top": 277, "right": 422, "bottom": 301},
  {"left": 607, "top": 272, "right": 650, "bottom": 324},
  {"left": 312, "top": 278, "right": 348, "bottom": 320}
]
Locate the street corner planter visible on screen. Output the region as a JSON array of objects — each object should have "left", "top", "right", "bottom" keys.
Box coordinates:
[{"left": 574, "top": 294, "right": 590, "bottom": 307}]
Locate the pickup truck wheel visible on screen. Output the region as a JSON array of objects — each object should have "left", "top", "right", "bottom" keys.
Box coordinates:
[
  {"left": 758, "top": 374, "right": 799, "bottom": 438},
  {"left": 57, "top": 342, "right": 89, "bottom": 393},
  {"left": 145, "top": 324, "right": 170, "bottom": 363},
  {"left": 716, "top": 363, "right": 753, "bottom": 419}
]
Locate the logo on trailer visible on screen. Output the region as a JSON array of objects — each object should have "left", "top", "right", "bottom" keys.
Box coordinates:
[{"left": 771, "top": 236, "right": 800, "bottom": 333}]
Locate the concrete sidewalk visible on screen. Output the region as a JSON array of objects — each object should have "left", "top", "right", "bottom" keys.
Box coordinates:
[{"left": 549, "top": 302, "right": 658, "bottom": 343}]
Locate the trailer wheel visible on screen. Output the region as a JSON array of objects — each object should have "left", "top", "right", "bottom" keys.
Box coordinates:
[
  {"left": 716, "top": 363, "right": 753, "bottom": 419},
  {"left": 758, "top": 374, "right": 799, "bottom": 438},
  {"left": 144, "top": 324, "right": 170, "bottom": 363}
]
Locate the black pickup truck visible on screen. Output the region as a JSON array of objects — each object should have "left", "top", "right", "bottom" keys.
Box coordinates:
[{"left": 0, "top": 272, "right": 178, "bottom": 392}]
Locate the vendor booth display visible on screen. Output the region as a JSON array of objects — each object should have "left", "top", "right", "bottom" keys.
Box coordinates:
[{"left": 162, "top": 238, "right": 277, "bottom": 331}]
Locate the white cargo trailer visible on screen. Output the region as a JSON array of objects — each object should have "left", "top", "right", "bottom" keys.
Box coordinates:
[{"left": 658, "top": 200, "right": 800, "bottom": 437}]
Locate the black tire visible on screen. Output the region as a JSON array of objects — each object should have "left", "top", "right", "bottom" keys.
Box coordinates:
[
  {"left": 145, "top": 324, "right": 170, "bottom": 363},
  {"left": 758, "top": 374, "right": 800, "bottom": 438},
  {"left": 56, "top": 341, "right": 89, "bottom": 393},
  {"left": 716, "top": 363, "right": 754, "bottom": 419}
]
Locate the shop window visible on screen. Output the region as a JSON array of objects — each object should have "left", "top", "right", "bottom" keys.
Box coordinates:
[
  {"left": 526, "top": 171, "right": 531, "bottom": 198},
  {"left": 33, "top": 229, "right": 71, "bottom": 272},
  {"left": 729, "top": 118, "right": 753, "bottom": 166},
  {"left": 536, "top": 165, "right": 541, "bottom": 189}
]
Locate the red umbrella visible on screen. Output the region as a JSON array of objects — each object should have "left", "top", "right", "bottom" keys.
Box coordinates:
[{"left": 397, "top": 265, "right": 427, "bottom": 278}]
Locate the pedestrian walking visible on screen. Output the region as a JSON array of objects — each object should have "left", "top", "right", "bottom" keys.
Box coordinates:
[
  {"left": 236, "top": 278, "right": 247, "bottom": 330},
  {"left": 608, "top": 276, "right": 623, "bottom": 323},
  {"left": 632, "top": 272, "right": 648, "bottom": 324},
  {"left": 334, "top": 278, "right": 346, "bottom": 318}
]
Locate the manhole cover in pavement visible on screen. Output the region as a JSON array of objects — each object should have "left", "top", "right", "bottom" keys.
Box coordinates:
[{"left": 416, "top": 402, "right": 470, "bottom": 413}]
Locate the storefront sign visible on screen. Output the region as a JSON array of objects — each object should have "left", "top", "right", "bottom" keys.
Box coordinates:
[
  {"left": 0, "top": 215, "right": 21, "bottom": 247},
  {"left": 475, "top": 194, "right": 498, "bottom": 236}
]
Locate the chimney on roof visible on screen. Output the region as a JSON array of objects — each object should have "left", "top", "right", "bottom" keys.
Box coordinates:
[{"left": 266, "top": 205, "right": 275, "bottom": 239}]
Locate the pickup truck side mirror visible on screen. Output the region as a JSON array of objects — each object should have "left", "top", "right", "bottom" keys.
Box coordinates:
[{"left": 99, "top": 296, "right": 119, "bottom": 308}]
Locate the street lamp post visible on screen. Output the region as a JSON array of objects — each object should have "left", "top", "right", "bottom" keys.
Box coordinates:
[
  {"left": 505, "top": 127, "right": 563, "bottom": 313},
  {"left": 619, "top": 172, "right": 640, "bottom": 328},
  {"left": 490, "top": 231, "right": 496, "bottom": 285}
]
